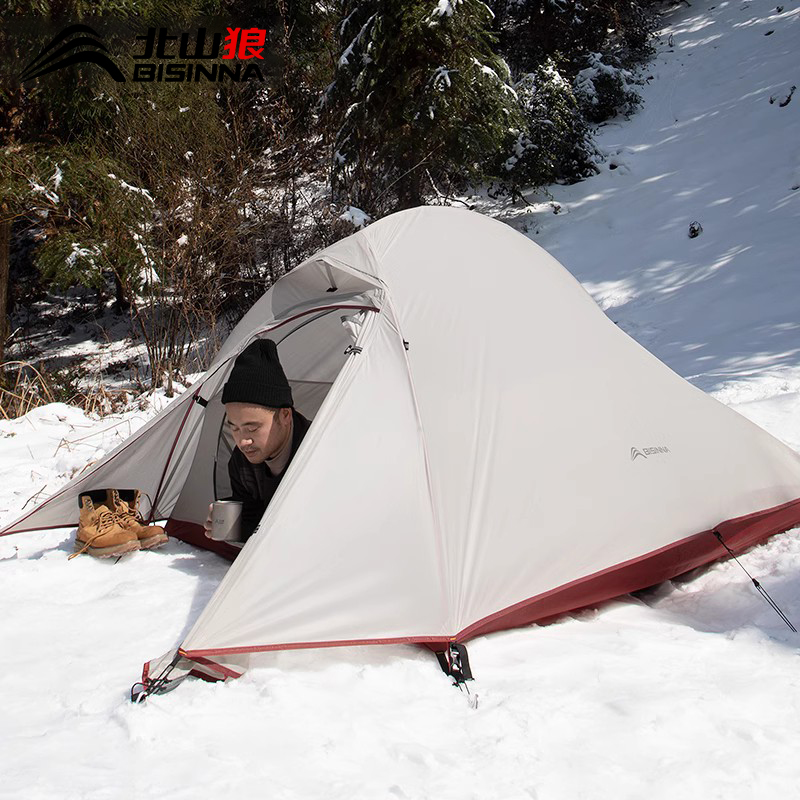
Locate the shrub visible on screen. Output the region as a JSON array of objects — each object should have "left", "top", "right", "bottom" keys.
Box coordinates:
[
  {"left": 574, "top": 52, "right": 641, "bottom": 123},
  {"left": 500, "top": 58, "right": 596, "bottom": 192}
]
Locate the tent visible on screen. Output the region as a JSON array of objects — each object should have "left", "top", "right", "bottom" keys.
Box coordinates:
[{"left": 4, "top": 206, "right": 800, "bottom": 690}]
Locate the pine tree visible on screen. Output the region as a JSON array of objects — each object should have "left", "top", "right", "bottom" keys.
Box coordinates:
[
  {"left": 327, "top": 0, "right": 522, "bottom": 215},
  {"left": 493, "top": 0, "right": 656, "bottom": 77},
  {"left": 500, "top": 58, "right": 595, "bottom": 191}
]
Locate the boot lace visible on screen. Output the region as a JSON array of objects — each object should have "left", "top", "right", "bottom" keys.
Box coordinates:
[
  {"left": 97, "top": 509, "right": 118, "bottom": 532},
  {"left": 116, "top": 501, "right": 141, "bottom": 525},
  {"left": 118, "top": 492, "right": 158, "bottom": 527},
  {"left": 68, "top": 507, "right": 123, "bottom": 560}
]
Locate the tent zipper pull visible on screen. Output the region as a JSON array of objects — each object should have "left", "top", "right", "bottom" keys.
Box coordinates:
[{"left": 343, "top": 344, "right": 363, "bottom": 356}]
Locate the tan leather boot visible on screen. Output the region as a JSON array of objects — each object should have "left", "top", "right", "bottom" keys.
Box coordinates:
[
  {"left": 70, "top": 495, "right": 140, "bottom": 559},
  {"left": 107, "top": 489, "right": 168, "bottom": 550}
]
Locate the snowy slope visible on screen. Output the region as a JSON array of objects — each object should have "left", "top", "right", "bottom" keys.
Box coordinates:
[
  {"left": 2, "top": 1, "right": 800, "bottom": 798},
  {"left": 498, "top": 0, "right": 800, "bottom": 403}
]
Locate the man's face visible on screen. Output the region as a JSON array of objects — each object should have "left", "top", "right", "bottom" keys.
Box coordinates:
[{"left": 224, "top": 403, "right": 292, "bottom": 464}]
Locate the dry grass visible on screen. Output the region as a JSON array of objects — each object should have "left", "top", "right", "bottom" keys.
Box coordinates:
[{"left": 0, "top": 361, "right": 132, "bottom": 420}]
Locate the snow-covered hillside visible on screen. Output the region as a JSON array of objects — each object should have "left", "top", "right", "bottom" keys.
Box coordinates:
[{"left": 2, "top": 1, "right": 800, "bottom": 797}]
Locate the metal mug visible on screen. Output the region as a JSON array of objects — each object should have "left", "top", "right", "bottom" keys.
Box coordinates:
[{"left": 209, "top": 500, "right": 243, "bottom": 542}]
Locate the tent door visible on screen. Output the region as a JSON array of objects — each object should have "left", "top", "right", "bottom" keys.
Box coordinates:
[{"left": 212, "top": 306, "right": 379, "bottom": 501}]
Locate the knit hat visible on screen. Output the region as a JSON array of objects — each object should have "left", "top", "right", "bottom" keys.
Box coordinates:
[{"left": 221, "top": 339, "right": 294, "bottom": 408}]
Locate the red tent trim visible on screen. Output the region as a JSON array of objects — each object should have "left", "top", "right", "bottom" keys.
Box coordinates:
[
  {"left": 173, "top": 497, "right": 800, "bottom": 667},
  {"left": 456, "top": 496, "right": 800, "bottom": 641}
]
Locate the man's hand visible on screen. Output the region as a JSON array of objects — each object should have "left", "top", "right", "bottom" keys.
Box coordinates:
[{"left": 203, "top": 504, "right": 213, "bottom": 537}]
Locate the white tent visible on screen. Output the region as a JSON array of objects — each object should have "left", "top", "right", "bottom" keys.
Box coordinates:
[{"left": 4, "top": 206, "right": 800, "bottom": 688}]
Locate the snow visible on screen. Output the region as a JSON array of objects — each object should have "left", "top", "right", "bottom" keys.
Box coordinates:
[
  {"left": 131, "top": 232, "right": 157, "bottom": 275},
  {"left": 472, "top": 56, "right": 498, "bottom": 80},
  {"left": 3, "top": 0, "right": 800, "bottom": 797},
  {"left": 116, "top": 178, "right": 155, "bottom": 204},
  {"left": 338, "top": 14, "right": 376, "bottom": 68},
  {"left": 65, "top": 242, "right": 101, "bottom": 269},
  {"left": 431, "top": 66, "right": 453, "bottom": 90},
  {"left": 493, "top": 0, "right": 800, "bottom": 399},
  {"left": 339, "top": 205, "right": 372, "bottom": 229},
  {"left": 430, "top": 0, "right": 462, "bottom": 18},
  {"left": 29, "top": 177, "right": 59, "bottom": 205},
  {"left": 52, "top": 163, "right": 63, "bottom": 192}
]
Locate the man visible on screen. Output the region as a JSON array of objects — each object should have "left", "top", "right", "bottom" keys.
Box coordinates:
[{"left": 204, "top": 338, "right": 311, "bottom": 541}]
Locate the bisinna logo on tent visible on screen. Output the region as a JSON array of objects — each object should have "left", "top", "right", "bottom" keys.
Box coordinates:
[
  {"left": 21, "top": 23, "right": 270, "bottom": 84},
  {"left": 631, "top": 446, "right": 671, "bottom": 461}
]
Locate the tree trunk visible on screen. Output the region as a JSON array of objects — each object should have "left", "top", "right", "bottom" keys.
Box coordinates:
[
  {"left": 113, "top": 271, "right": 131, "bottom": 313},
  {"left": 0, "top": 217, "right": 10, "bottom": 373}
]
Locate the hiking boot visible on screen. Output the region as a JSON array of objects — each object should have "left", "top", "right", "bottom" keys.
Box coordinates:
[
  {"left": 70, "top": 494, "right": 140, "bottom": 559},
  {"left": 107, "top": 489, "right": 168, "bottom": 550}
]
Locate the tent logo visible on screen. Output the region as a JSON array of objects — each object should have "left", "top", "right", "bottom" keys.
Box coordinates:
[
  {"left": 21, "top": 24, "right": 126, "bottom": 83},
  {"left": 631, "top": 445, "right": 671, "bottom": 461}
]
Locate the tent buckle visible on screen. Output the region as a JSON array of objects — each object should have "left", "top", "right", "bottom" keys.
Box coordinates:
[
  {"left": 130, "top": 652, "right": 186, "bottom": 703},
  {"left": 436, "top": 642, "right": 477, "bottom": 705}
]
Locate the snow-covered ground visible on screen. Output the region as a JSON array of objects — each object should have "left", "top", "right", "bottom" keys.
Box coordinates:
[{"left": 2, "top": 1, "right": 800, "bottom": 797}]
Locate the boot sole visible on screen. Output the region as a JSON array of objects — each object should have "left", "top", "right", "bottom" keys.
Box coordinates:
[
  {"left": 74, "top": 539, "right": 141, "bottom": 558},
  {"left": 139, "top": 533, "right": 169, "bottom": 550}
]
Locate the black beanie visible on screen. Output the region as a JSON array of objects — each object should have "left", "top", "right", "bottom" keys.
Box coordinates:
[{"left": 221, "top": 339, "right": 294, "bottom": 408}]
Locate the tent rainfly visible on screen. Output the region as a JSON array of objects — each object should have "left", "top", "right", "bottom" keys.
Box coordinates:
[{"left": 3, "top": 206, "right": 800, "bottom": 695}]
